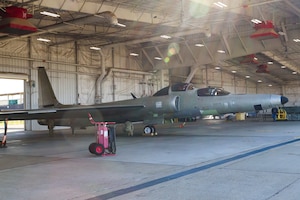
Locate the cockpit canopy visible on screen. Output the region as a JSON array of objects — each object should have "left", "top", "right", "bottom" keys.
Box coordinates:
[
  {"left": 197, "top": 87, "right": 230, "bottom": 96},
  {"left": 153, "top": 83, "right": 194, "bottom": 96},
  {"left": 153, "top": 83, "right": 230, "bottom": 97}
]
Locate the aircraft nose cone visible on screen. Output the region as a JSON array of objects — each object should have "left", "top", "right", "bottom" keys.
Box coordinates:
[{"left": 281, "top": 96, "right": 288, "bottom": 105}]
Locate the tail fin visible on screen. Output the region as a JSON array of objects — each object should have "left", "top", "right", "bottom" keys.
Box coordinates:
[{"left": 38, "top": 67, "right": 61, "bottom": 108}]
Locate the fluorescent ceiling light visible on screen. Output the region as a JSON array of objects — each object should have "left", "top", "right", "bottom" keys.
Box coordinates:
[
  {"left": 37, "top": 38, "right": 51, "bottom": 42},
  {"left": 154, "top": 57, "right": 162, "bottom": 60},
  {"left": 40, "top": 11, "right": 60, "bottom": 18},
  {"left": 215, "top": 66, "right": 221, "bottom": 70},
  {"left": 293, "top": 39, "right": 300, "bottom": 42},
  {"left": 195, "top": 43, "right": 204, "bottom": 47},
  {"left": 231, "top": 70, "right": 236, "bottom": 73},
  {"left": 130, "top": 53, "right": 139, "bottom": 56},
  {"left": 160, "top": 35, "right": 171, "bottom": 39},
  {"left": 217, "top": 50, "right": 226, "bottom": 53},
  {"left": 213, "top": 2, "right": 227, "bottom": 8},
  {"left": 281, "top": 65, "right": 286, "bottom": 69},
  {"left": 257, "top": 80, "right": 262, "bottom": 83},
  {"left": 292, "top": 71, "right": 297, "bottom": 75},
  {"left": 268, "top": 84, "right": 273, "bottom": 87},
  {"left": 245, "top": 75, "right": 250, "bottom": 78},
  {"left": 251, "top": 19, "right": 262, "bottom": 24},
  {"left": 90, "top": 46, "right": 101, "bottom": 50},
  {"left": 267, "top": 61, "right": 273, "bottom": 64},
  {"left": 116, "top": 23, "right": 126, "bottom": 27}
]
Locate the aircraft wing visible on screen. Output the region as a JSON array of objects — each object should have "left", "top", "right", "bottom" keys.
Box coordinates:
[{"left": 0, "top": 104, "right": 145, "bottom": 121}]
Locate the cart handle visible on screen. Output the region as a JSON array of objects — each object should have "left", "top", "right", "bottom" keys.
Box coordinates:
[{"left": 88, "top": 113, "right": 116, "bottom": 125}]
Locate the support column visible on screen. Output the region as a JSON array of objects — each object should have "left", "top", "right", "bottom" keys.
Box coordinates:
[{"left": 185, "top": 65, "right": 199, "bottom": 83}]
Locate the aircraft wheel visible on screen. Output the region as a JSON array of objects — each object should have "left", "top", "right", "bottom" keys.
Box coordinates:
[
  {"left": 89, "top": 143, "right": 97, "bottom": 154},
  {"left": 94, "top": 143, "right": 105, "bottom": 156},
  {"left": 150, "top": 126, "right": 156, "bottom": 135},
  {"left": 143, "top": 125, "right": 153, "bottom": 135}
]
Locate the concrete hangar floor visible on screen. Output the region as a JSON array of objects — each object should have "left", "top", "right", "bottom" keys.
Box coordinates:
[{"left": 0, "top": 118, "right": 300, "bottom": 200}]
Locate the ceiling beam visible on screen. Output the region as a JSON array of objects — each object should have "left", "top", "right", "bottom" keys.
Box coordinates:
[{"left": 284, "top": 0, "right": 300, "bottom": 17}]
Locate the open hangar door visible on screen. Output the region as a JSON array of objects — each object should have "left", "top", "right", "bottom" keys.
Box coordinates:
[{"left": 0, "top": 72, "right": 28, "bottom": 132}]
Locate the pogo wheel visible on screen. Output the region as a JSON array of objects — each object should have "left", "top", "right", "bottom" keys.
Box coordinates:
[
  {"left": 94, "top": 143, "right": 105, "bottom": 156},
  {"left": 89, "top": 143, "right": 97, "bottom": 154}
]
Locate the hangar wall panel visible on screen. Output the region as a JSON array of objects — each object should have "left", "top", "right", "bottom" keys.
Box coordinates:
[
  {"left": 0, "top": 40, "right": 28, "bottom": 57},
  {"left": 78, "top": 75, "right": 97, "bottom": 105},
  {"left": 283, "top": 82, "right": 300, "bottom": 106},
  {"left": 50, "top": 46, "right": 76, "bottom": 64},
  {"left": 31, "top": 42, "right": 49, "bottom": 61},
  {"left": 48, "top": 70, "right": 77, "bottom": 104},
  {"left": 101, "top": 71, "right": 155, "bottom": 102}
]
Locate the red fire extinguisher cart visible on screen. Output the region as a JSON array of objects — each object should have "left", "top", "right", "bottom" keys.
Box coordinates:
[{"left": 88, "top": 113, "right": 116, "bottom": 156}]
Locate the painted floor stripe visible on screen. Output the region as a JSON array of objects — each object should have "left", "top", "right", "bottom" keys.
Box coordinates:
[{"left": 87, "top": 138, "right": 300, "bottom": 200}]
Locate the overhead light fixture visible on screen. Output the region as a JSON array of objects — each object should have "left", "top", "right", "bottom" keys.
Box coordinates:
[
  {"left": 267, "top": 61, "right": 273, "bottom": 64},
  {"left": 292, "top": 71, "right": 297, "bottom": 75},
  {"left": 130, "top": 53, "right": 139, "bottom": 56},
  {"left": 40, "top": 11, "right": 60, "bottom": 18},
  {"left": 160, "top": 35, "right": 171, "bottom": 39},
  {"left": 231, "top": 70, "right": 237, "bottom": 73},
  {"left": 217, "top": 50, "right": 226, "bottom": 53},
  {"left": 37, "top": 38, "right": 51, "bottom": 42},
  {"left": 154, "top": 57, "right": 162, "bottom": 60},
  {"left": 245, "top": 75, "right": 250, "bottom": 78},
  {"left": 90, "top": 46, "right": 101, "bottom": 50},
  {"left": 268, "top": 84, "right": 273, "bottom": 87},
  {"left": 116, "top": 23, "right": 126, "bottom": 27},
  {"left": 251, "top": 19, "right": 262, "bottom": 24},
  {"left": 257, "top": 80, "right": 262, "bottom": 83},
  {"left": 195, "top": 43, "right": 204, "bottom": 47},
  {"left": 215, "top": 66, "right": 221, "bottom": 70},
  {"left": 213, "top": 2, "right": 228, "bottom": 8},
  {"left": 281, "top": 65, "right": 286, "bottom": 69},
  {"left": 293, "top": 39, "right": 300, "bottom": 42}
]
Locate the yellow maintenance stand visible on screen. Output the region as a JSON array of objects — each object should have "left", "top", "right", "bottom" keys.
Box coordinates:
[{"left": 276, "top": 108, "right": 287, "bottom": 121}]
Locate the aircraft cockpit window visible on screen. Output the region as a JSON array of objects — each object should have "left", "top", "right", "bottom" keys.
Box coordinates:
[
  {"left": 171, "top": 83, "right": 194, "bottom": 92},
  {"left": 153, "top": 86, "right": 169, "bottom": 96},
  {"left": 197, "top": 87, "right": 230, "bottom": 96},
  {"left": 153, "top": 83, "right": 195, "bottom": 96}
]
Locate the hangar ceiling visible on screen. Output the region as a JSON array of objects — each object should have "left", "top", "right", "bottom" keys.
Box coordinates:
[{"left": 0, "top": 0, "right": 299, "bottom": 87}]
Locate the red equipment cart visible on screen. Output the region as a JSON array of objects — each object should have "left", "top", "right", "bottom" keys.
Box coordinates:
[{"left": 88, "top": 113, "right": 116, "bottom": 156}]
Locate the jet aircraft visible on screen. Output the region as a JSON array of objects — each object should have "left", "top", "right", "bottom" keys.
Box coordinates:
[{"left": 0, "top": 67, "right": 288, "bottom": 134}]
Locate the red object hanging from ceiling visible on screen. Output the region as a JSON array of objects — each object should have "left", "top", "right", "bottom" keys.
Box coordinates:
[
  {"left": 256, "top": 64, "right": 269, "bottom": 73},
  {"left": 0, "top": 6, "right": 37, "bottom": 35},
  {"left": 250, "top": 21, "right": 279, "bottom": 40},
  {"left": 240, "top": 54, "right": 259, "bottom": 64}
]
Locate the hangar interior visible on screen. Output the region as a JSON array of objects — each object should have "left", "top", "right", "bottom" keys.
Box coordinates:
[{"left": 0, "top": 0, "right": 299, "bottom": 130}]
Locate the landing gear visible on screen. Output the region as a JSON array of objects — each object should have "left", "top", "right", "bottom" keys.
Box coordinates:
[
  {"left": 124, "top": 121, "right": 134, "bottom": 136},
  {"left": 70, "top": 120, "right": 75, "bottom": 135},
  {"left": 47, "top": 119, "right": 54, "bottom": 135},
  {"left": 71, "top": 126, "right": 75, "bottom": 135},
  {"left": 143, "top": 125, "right": 157, "bottom": 136}
]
